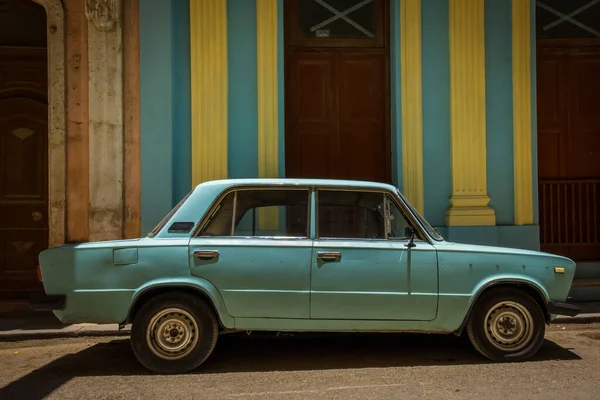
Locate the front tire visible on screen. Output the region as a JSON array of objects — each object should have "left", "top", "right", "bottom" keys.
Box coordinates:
[
  {"left": 130, "top": 292, "right": 219, "bottom": 374},
  {"left": 466, "top": 288, "right": 546, "bottom": 362}
]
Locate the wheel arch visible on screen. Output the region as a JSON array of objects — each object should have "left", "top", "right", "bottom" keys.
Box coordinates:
[
  {"left": 125, "top": 281, "right": 234, "bottom": 329},
  {"left": 454, "top": 279, "right": 551, "bottom": 336}
]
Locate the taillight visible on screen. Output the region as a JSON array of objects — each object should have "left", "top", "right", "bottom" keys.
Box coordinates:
[{"left": 36, "top": 265, "right": 42, "bottom": 282}]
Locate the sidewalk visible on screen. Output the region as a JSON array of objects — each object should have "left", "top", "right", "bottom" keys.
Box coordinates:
[
  {"left": 0, "top": 312, "right": 130, "bottom": 341},
  {"left": 1, "top": 303, "right": 599, "bottom": 342}
]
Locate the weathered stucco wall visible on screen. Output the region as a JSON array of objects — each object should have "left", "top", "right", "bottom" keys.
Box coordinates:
[{"left": 40, "top": 0, "right": 141, "bottom": 244}]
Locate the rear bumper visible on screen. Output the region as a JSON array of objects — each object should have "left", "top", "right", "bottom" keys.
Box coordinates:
[
  {"left": 29, "top": 293, "right": 66, "bottom": 311},
  {"left": 547, "top": 301, "right": 580, "bottom": 317}
]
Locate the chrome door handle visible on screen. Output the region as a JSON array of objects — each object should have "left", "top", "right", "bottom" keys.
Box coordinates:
[
  {"left": 317, "top": 251, "right": 341, "bottom": 262},
  {"left": 194, "top": 250, "right": 219, "bottom": 260}
]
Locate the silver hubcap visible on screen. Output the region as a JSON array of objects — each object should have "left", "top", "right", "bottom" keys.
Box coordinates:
[
  {"left": 484, "top": 301, "right": 534, "bottom": 352},
  {"left": 146, "top": 308, "right": 199, "bottom": 360}
]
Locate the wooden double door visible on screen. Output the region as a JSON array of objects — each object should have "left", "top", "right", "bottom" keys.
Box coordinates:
[
  {"left": 284, "top": 0, "right": 390, "bottom": 184},
  {"left": 537, "top": 40, "right": 600, "bottom": 261}
]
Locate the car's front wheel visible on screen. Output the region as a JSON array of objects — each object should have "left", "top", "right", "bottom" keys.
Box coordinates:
[
  {"left": 130, "top": 292, "right": 219, "bottom": 374},
  {"left": 466, "top": 288, "right": 546, "bottom": 362}
]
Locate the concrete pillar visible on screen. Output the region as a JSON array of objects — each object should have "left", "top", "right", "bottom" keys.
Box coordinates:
[{"left": 85, "top": 0, "right": 124, "bottom": 241}]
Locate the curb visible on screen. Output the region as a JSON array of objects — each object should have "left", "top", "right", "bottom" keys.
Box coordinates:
[
  {"left": 553, "top": 315, "right": 600, "bottom": 325},
  {"left": 0, "top": 328, "right": 131, "bottom": 342}
]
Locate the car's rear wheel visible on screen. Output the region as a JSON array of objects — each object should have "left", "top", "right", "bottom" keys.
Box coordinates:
[
  {"left": 466, "top": 288, "right": 546, "bottom": 362},
  {"left": 130, "top": 292, "right": 219, "bottom": 374}
]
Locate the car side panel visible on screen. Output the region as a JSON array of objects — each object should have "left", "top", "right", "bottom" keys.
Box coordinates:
[
  {"left": 188, "top": 238, "right": 313, "bottom": 319},
  {"left": 310, "top": 240, "right": 439, "bottom": 321},
  {"left": 39, "top": 238, "right": 233, "bottom": 327},
  {"left": 430, "top": 242, "right": 576, "bottom": 331}
]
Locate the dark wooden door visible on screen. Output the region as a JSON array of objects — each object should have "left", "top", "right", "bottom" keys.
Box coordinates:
[
  {"left": 537, "top": 40, "right": 600, "bottom": 261},
  {"left": 0, "top": 98, "right": 48, "bottom": 299},
  {"left": 286, "top": 50, "right": 388, "bottom": 182},
  {"left": 284, "top": 0, "right": 389, "bottom": 183}
]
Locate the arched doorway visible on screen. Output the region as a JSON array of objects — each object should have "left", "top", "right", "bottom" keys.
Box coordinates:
[{"left": 0, "top": 0, "right": 49, "bottom": 302}]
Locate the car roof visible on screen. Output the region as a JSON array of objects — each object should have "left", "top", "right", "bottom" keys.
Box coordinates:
[{"left": 194, "top": 178, "right": 398, "bottom": 192}]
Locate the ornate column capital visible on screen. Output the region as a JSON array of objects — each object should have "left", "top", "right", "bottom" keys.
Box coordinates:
[{"left": 85, "top": 0, "right": 120, "bottom": 32}]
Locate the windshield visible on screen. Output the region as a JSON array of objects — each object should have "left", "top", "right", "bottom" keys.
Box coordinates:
[
  {"left": 397, "top": 189, "right": 444, "bottom": 241},
  {"left": 147, "top": 191, "right": 193, "bottom": 237}
]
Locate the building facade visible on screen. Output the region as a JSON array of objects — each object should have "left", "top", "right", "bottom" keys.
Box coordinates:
[{"left": 0, "top": 0, "right": 599, "bottom": 314}]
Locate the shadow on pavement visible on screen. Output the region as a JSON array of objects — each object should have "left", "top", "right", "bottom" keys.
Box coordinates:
[
  {"left": 577, "top": 302, "right": 600, "bottom": 314},
  {"left": 0, "top": 312, "right": 67, "bottom": 331},
  {"left": 0, "top": 332, "right": 582, "bottom": 399}
]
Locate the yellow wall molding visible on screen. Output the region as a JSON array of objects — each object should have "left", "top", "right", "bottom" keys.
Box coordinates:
[
  {"left": 400, "top": 0, "right": 424, "bottom": 214},
  {"left": 256, "top": 0, "right": 279, "bottom": 230},
  {"left": 190, "top": 0, "right": 228, "bottom": 186},
  {"left": 446, "top": 0, "right": 495, "bottom": 226},
  {"left": 512, "top": 0, "right": 534, "bottom": 225}
]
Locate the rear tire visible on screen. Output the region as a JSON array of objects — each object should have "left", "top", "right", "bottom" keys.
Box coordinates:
[
  {"left": 130, "top": 292, "right": 219, "bottom": 374},
  {"left": 466, "top": 288, "right": 546, "bottom": 362}
]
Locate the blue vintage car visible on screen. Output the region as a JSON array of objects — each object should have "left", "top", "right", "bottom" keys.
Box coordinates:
[{"left": 31, "top": 178, "right": 579, "bottom": 374}]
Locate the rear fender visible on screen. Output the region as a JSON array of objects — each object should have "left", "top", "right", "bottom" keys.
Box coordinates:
[{"left": 128, "top": 277, "right": 234, "bottom": 328}]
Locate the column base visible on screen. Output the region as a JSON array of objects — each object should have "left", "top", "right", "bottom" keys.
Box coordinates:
[{"left": 445, "top": 195, "right": 496, "bottom": 226}]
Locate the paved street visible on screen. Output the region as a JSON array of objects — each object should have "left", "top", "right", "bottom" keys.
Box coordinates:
[{"left": 1, "top": 324, "right": 600, "bottom": 400}]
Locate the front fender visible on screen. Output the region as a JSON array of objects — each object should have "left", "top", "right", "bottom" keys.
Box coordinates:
[
  {"left": 129, "top": 277, "right": 235, "bottom": 328},
  {"left": 452, "top": 274, "right": 551, "bottom": 335},
  {"left": 469, "top": 274, "right": 551, "bottom": 307}
]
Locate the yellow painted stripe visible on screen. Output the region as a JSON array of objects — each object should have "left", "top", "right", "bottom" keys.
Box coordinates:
[
  {"left": 400, "top": 0, "right": 424, "bottom": 214},
  {"left": 446, "top": 0, "right": 495, "bottom": 226},
  {"left": 190, "top": 0, "right": 228, "bottom": 186},
  {"left": 256, "top": 0, "right": 279, "bottom": 230},
  {"left": 512, "top": 0, "right": 534, "bottom": 225}
]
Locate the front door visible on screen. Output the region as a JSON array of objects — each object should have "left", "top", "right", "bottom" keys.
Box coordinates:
[
  {"left": 535, "top": 1, "right": 600, "bottom": 261},
  {"left": 188, "top": 187, "right": 313, "bottom": 319},
  {"left": 310, "top": 188, "right": 439, "bottom": 321},
  {"left": 537, "top": 40, "right": 600, "bottom": 261},
  {"left": 0, "top": 45, "right": 48, "bottom": 301},
  {"left": 284, "top": 0, "right": 390, "bottom": 183}
]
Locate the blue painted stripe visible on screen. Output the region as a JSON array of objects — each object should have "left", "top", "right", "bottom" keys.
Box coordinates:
[
  {"left": 140, "top": 0, "right": 174, "bottom": 234},
  {"left": 172, "top": 0, "right": 192, "bottom": 204},
  {"left": 485, "top": 0, "right": 514, "bottom": 225},
  {"left": 227, "top": 0, "right": 259, "bottom": 179},
  {"left": 421, "top": 0, "right": 451, "bottom": 228},
  {"left": 390, "top": 0, "right": 401, "bottom": 190}
]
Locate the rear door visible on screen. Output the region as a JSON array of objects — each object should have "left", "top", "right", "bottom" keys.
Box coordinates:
[{"left": 188, "top": 187, "right": 313, "bottom": 319}]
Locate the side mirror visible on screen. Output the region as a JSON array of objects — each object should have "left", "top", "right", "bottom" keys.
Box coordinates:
[{"left": 404, "top": 226, "right": 416, "bottom": 248}]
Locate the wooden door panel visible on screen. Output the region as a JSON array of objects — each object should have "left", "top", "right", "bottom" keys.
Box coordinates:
[
  {"left": 537, "top": 55, "right": 568, "bottom": 179},
  {"left": 0, "top": 97, "right": 48, "bottom": 299},
  {"left": 567, "top": 52, "right": 600, "bottom": 178},
  {"left": 0, "top": 230, "right": 46, "bottom": 299},
  {"left": 338, "top": 53, "right": 386, "bottom": 182},
  {"left": 1, "top": 123, "right": 46, "bottom": 202},
  {"left": 286, "top": 52, "right": 338, "bottom": 178}
]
